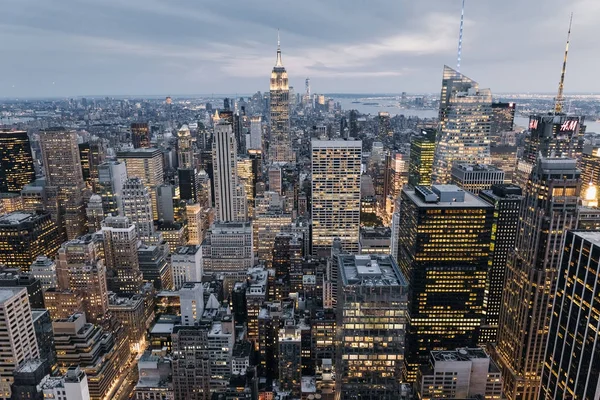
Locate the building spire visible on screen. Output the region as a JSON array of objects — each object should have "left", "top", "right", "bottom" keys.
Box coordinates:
[
  {"left": 275, "top": 29, "right": 283, "bottom": 67},
  {"left": 457, "top": 0, "right": 466, "bottom": 72},
  {"left": 554, "top": 13, "right": 573, "bottom": 114}
]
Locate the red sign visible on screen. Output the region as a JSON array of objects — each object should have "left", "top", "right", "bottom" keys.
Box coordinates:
[
  {"left": 529, "top": 119, "right": 538, "bottom": 130},
  {"left": 560, "top": 120, "right": 578, "bottom": 131}
]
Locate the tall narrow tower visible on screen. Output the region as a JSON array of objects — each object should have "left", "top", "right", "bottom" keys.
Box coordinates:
[
  {"left": 554, "top": 13, "right": 573, "bottom": 114},
  {"left": 269, "top": 34, "right": 294, "bottom": 164}
]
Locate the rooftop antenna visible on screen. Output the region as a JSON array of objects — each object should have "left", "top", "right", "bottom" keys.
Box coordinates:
[
  {"left": 554, "top": 13, "right": 573, "bottom": 114},
  {"left": 457, "top": 0, "right": 465, "bottom": 72}
]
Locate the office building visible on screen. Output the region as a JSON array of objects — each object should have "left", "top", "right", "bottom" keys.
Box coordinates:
[
  {"left": 0, "top": 192, "right": 23, "bottom": 214},
  {"left": 212, "top": 123, "right": 248, "bottom": 222},
  {"left": 30, "top": 255, "right": 57, "bottom": 291},
  {"left": 522, "top": 114, "right": 584, "bottom": 164},
  {"left": 237, "top": 155, "right": 256, "bottom": 216},
  {"left": 39, "top": 128, "right": 87, "bottom": 239},
  {"left": 397, "top": 185, "right": 494, "bottom": 381},
  {"left": 43, "top": 289, "right": 84, "bottom": 320},
  {"left": 279, "top": 326, "right": 302, "bottom": 397},
  {"left": 96, "top": 161, "right": 127, "bottom": 216},
  {"left": 0, "top": 129, "right": 35, "bottom": 193},
  {"left": 0, "top": 211, "right": 60, "bottom": 270},
  {"left": 269, "top": 38, "right": 294, "bottom": 164},
  {"left": 137, "top": 243, "right": 171, "bottom": 290},
  {"left": 117, "top": 148, "right": 164, "bottom": 220},
  {"left": 122, "top": 177, "right": 155, "bottom": 241},
  {"left": 78, "top": 139, "right": 106, "bottom": 189},
  {"left": 0, "top": 269, "right": 44, "bottom": 308},
  {"left": 56, "top": 236, "right": 109, "bottom": 324},
  {"left": 248, "top": 115, "right": 262, "bottom": 150},
  {"left": 490, "top": 145, "right": 518, "bottom": 184},
  {"left": 358, "top": 226, "right": 391, "bottom": 255},
  {"left": 336, "top": 255, "right": 408, "bottom": 399},
  {"left": 451, "top": 163, "right": 505, "bottom": 195},
  {"left": 201, "top": 222, "right": 253, "bottom": 285},
  {"left": 108, "top": 294, "right": 147, "bottom": 353},
  {"left": 10, "top": 358, "right": 50, "bottom": 400},
  {"left": 133, "top": 351, "right": 173, "bottom": 400},
  {"left": 311, "top": 140, "right": 362, "bottom": 256},
  {"left": 0, "top": 288, "right": 40, "bottom": 398},
  {"left": 253, "top": 192, "right": 292, "bottom": 265},
  {"left": 495, "top": 157, "right": 580, "bottom": 400},
  {"left": 171, "top": 322, "right": 211, "bottom": 400},
  {"left": 416, "top": 348, "right": 503, "bottom": 400},
  {"left": 186, "top": 202, "right": 206, "bottom": 246},
  {"left": 540, "top": 231, "right": 600, "bottom": 399},
  {"left": 478, "top": 184, "right": 523, "bottom": 343},
  {"left": 131, "top": 122, "right": 151, "bottom": 149},
  {"left": 102, "top": 216, "right": 143, "bottom": 295},
  {"left": 268, "top": 165, "right": 282, "bottom": 194},
  {"left": 32, "top": 309, "right": 57, "bottom": 369},
  {"left": 171, "top": 245, "right": 202, "bottom": 290},
  {"left": 53, "top": 313, "right": 130, "bottom": 400},
  {"left": 579, "top": 147, "right": 600, "bottom": 207},
  {"left": 40, "top": 366, "right": 91, "bottom": 400},
  {"left": 86, "top": 194, "right": 104, "bottom": 233},
  {"left": 433, "top": 66, "right": 493, "bottom": 184},
  {"left": 490, "top": 102, "right": 516, "bottom": 138}
]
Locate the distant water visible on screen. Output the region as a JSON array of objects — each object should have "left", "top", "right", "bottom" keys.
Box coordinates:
[{"left": 334, "top": 96, "right": 600, "bottom": 133}]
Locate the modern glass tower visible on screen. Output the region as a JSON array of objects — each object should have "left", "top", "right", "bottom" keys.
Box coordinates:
[
  {"left": 494, "top": 157, "right": 580, "bottom": 400},
  {"left": 311, "top": 139, "right": 362, "bottom": 256},
  {"left": 396, "top": 184, "right": 494, "bottom": 382},
  {"left": 408, "top": 128, "right": 436, "bottom": 187},
  {"left": 269, "top": 37, "right": 294, "bottom": 164},
  {"left": 432, "top": 66, "right": 493, "bottom": 184},
  {"left": 0, "top": 129, "right": 35, "bottom": 193},
  {"left": 540, "top": 231, "right": 600, "bottom": 399}
]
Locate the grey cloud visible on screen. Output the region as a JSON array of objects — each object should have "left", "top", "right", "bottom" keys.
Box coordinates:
[{"left": 0, "top": 0, "right": 598, "bottom": 97}]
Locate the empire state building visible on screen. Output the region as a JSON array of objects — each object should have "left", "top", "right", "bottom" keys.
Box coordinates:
[{"left": 269, "top": 36, "right": 294, "bottom": 164}]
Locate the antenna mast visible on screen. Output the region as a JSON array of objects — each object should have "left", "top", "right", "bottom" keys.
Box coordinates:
[
  {"left": 457, "top": 0, "right": 465, "bottom": 72},
  {"left": 554, "top": 13, "right": 573, "bottom": 114}
]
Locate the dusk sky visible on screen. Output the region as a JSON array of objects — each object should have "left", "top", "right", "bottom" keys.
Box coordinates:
[{"left": 1, "top": 0, "right": 598, "bottom": 98}]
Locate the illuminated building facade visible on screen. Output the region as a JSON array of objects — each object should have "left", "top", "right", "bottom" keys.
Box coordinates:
[
  {"left": 177, "top": 125, "right": 199, "bottom": 202},
  {"left": 212, "top": 123, "right": 248, "bottom": 223},
  {"left": 523, "top": 114, "right": 584, "bottom": 164},
  {"left": 0, "top": 129, "right": 35, "bottom": 193},
  {"left": 579, "top": 147, "right": 600, "bottom": 207},
  {"left": 451, "top": 163, "right": 505, "bottom": 195},
  {"left": 490, "top": 145, "right": 518, "bottom": 184},
  {"left": 171, "top": 245, "right": 202, "bottom": 290},
  {"left": 117, "top": 148, "right": 164, "bottom": 220},
  {"left": 269, "top": 39, "right": 294, "bottom": 163},
  {"left": 0, "top": 211, "right": 60, "bottom": 270},
  {"left": 102, "top": 216, "right": 143, "bottom": 295},
  {"left": 478, "top": 184, "right": 523, "bottom": 343},
  {"left": 495, "top": 157, "right": 580, "bottom": 400},
  {"left": 39, "top": 128, "right": 87, "bottom": 240},
  {"left": 201, "top": 222, "right": 253, "bottom": 283},
  {"left": 122, "top": 178, "right": 155, "bottom": 241},
  {"left": 433, "top": 66, "right": 493, "bottom": 184},
  {"left": 336, "top": 255, "right": 408, "bottom": 399},
  {"left": 131, "top": 122, "right": 151, "bottom": 149},
  {"left": 397, "top": 185, "right": 494, "bottom": 381},
  {"left": 97, "top": 161, "right": 127, "bottom": 216},
  {"left": 311, "top": 140, "right": 362, "bottom": 256},
  {"left": 416, "top": 348, "right": 503, "bottom": 400},
  {"left": 490, "top": 102, "right": 516, "bottom": 138},
  {"left": 540, "top": 231, "right": 600, "bottom": 399},
  {"left": 78, "top": 139, "right": 106, "bottom": 189},
  {"left": 237, "top": 155, "right": 255, "bottom": 217},
  {"left": 0, "top": 288, "right": 39, "bottom": 399}
]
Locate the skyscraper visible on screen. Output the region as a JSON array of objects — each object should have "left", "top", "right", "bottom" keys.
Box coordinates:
[
  {"left": 177, "top": 125, "right": 199, "bottom": 202},
  {"left": 433, "top": 66, "right": 493, "bottom": 184},
  {"left": 248, "top": 116, "right": 262, "bottom": 150},
  {"left": 478, "top": 184, "right": 523, "bottom": 343},
  {"left": 78, "top": 139, "right": 106, "bottom": 189},
  {"left": 408, "top": 128, "right": 436, "bottom": 187},
  {"left": 122, "top": 177, "right": 155, "bottom": 241},
  {"left": 540, "top": 231, "right": 600, "bottom": 399},
  {"left": 131, "top": 122, "right": 151, "bottom": 149},
  {"left": 97, "top": 160, "right": 128, "bottom": 215},
  {"left": 311, "top": 140, "right": 362, "bottom": 256},
  {"left": 396, "top": 184, "right": 494, "bottom": 381},
  {"left": 522, "top": 114, "right": 584, "bottom": 164},
  {"left": 0, "top": 288, "right": 39, "bottom": 399},
  {"left": 102, "top": 216, "right": 143, "bottom": 295},
  {"left": 336, "top": 255, "right": 408, "bottom": 398},
  {"left": 212, "top": 123, "right": 247, "bottom": 222},
  {"left": 117, "top": 148, "right": 164, "bottom": 220},
  {"left": 0, "top": 211, "right": 61, "bottom": 271},
  {"left": 269, "top": 36, "right": 294, "bottom": 164},
  {"left": 0, "top": 129, "right": 35, "bottom": 193},
  {"left": 451, "top": 163, "right": 505, "bottom": 195},
  {"left": 490, "top": 102, "right": 516, "bottom": 138},
  {"left": 39, "top": 127, "right": 87, "bottom": 239},
  {"left": 494, "top": 157, "right": 580, "bottom": 400}
]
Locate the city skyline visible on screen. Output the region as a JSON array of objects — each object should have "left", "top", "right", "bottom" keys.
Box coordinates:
[{"left": 1, "top": 0, "right": 598, "bottom": 97}]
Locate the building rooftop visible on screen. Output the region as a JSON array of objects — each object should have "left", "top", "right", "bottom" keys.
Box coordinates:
[
  {"left": 406, "top": 185, "right": 494, "bottom": 208},
  {"left": 431, "top": 347, "right": 490, "bottom": 363},
  {"left": 0, "top": 287, "right": 25, "bottom": 303},
  {"left": 573, "top": 231, "right": 600, "bottom": 246},
  {"left": 339, "top": 255, "right": 407, "bottom": 288},
  {"left": 173, "top": 245, "right": 200, "bottom": 256},
  {"left": 0, "top": 211, "right": 38, "bottom": 225},
  {"left": 452, "top": 163, "right": 503, "bottom": 172}
]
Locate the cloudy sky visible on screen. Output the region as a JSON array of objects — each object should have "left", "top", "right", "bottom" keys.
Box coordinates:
[{"left": 1, "top": 0, "right": 598, "bottom": 98}]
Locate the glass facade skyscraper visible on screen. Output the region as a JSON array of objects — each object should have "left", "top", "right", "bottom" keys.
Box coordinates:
[
  {"left": 0, "top": 129, "right": 35, "bottom": 193},
  {"left": 408, "top": 128, "right": 436, "bottom": 187},
  {"left": 433, "top": 66, "right": 493, "bottom": 184}
]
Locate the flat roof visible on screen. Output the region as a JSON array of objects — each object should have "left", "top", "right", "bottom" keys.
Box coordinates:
[
  {"left": 0, "top": 288, "right": 25, "bottom": 303},
  {"left": 573, "top": 231, "right": 600, "bottom": 246},
  {"left": 339, "top": 255, "right": 407, "bottom": 288},
  {"left": 0, "top": 212, "right": 37, "bottom": 225},
  {"left": 403, "top": 186, "right": 494, "bottom": 209}
]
